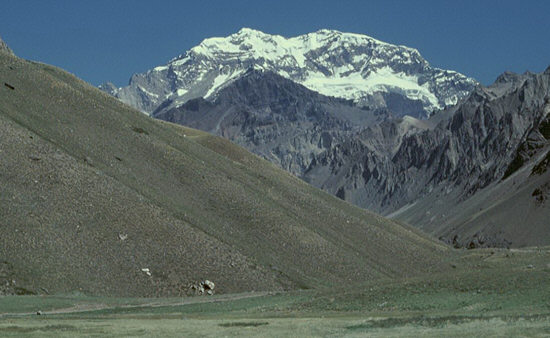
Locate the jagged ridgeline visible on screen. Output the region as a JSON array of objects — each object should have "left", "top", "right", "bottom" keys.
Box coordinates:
[
  {"left": 0, "top": 49, "right": 449, "bottom": 296},
  {"left": 102, "top": 28, "right": 476, "bottom": 119},
  {"left": 306, "top": 67, "right": 550, "bottom": 248}
]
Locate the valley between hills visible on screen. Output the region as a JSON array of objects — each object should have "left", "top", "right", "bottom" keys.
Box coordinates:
[{"left": 1, "top": 29, "right": 550, "bottom": 336}]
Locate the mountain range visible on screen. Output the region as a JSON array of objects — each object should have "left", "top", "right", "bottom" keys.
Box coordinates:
[
  {"left": 103, "top": 29, "right": 550, "bottom": 248},
  {"left": 102, "top": 28, "right": 477, "bottom": 119},
  {"left": 307, "top": 68, "right": 550, "bottom": 248}
]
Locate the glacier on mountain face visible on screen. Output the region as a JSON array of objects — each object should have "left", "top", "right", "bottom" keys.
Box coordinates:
[{"left": 103, "top": 28, "right": 477, "bottom": 119}]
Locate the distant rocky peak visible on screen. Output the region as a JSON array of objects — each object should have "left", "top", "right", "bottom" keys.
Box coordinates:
[
  {"left": 98, "top": 82, "right": 119, "bottom": 96},
  {"left": 494, "top": 71, "right": 522, "bottom": 83}
]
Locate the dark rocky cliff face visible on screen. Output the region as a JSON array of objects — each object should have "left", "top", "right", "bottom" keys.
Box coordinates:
[
  {"left": 305, "top": 70, "right": 550, "bottom": 213},
  {"left": 304, "top": 69, "right": 550, "bottom": 247},
  {"left": 155, "top": 69, "right": 385, "bottom": 175}
]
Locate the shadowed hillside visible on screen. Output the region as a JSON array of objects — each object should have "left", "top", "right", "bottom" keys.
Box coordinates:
[{"left": 0, "top": 51, "right": 449, "bottom": 297}]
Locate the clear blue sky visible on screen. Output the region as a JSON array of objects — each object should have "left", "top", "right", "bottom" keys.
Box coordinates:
[{"left": 1, "top": 0, "right": 549, "bottom": 86}]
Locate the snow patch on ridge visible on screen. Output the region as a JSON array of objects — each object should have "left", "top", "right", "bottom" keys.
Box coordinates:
[
  {"left": 204, "top": 69, "right": 246, "bottom": 99},
  {"left": 137, "top": 86, "right": 159, "bottom": 99}
]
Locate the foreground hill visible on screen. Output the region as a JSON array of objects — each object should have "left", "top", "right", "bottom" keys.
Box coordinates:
[{"left": 0, "top": 49, "right": 449, "bottom": 296}]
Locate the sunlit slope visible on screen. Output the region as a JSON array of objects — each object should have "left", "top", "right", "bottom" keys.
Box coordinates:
[{"left": 0, "top": 52, "right": 449, "bottom": 296}]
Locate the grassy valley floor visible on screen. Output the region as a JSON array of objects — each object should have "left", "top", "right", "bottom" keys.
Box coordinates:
[{"left": 1, "top": 247, "right": 549, "bottom": 337}]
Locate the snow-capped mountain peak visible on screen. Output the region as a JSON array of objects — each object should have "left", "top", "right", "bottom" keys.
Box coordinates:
[{"left": 106, "top": 28, "right": 477, "bottom": 118}]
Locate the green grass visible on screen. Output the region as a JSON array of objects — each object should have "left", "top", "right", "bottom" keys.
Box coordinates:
[
  {"left": 0, "top": 294, "right": 182, "bottom": 314},
  {"left": 1, "top": 248, "right": 549, "bottom": 336}
]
